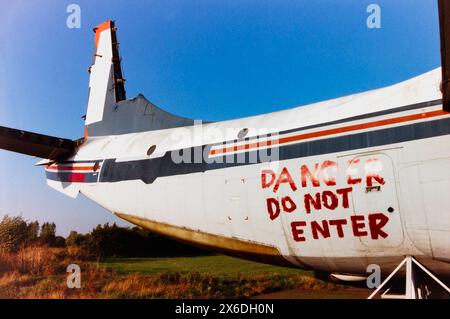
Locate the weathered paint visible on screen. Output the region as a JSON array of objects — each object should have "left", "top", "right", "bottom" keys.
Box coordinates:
[
  {"left": 115, "top": 212, "right": 296, "bottom": 268},
  {"left": 43, "top": 23, "right": 450, "bottom": 277}
]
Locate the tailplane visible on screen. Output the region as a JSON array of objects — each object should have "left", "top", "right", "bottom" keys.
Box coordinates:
[{"left": 0, "top": 126, "right": 77, "bottom": 160}]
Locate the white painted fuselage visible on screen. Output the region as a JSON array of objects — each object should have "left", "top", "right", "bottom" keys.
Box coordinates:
[{"left": 46, "top": 68, "right": 450, "bottom": 277}]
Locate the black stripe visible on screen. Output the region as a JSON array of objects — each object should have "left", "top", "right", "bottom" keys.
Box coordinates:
[
  {"left": 46, "top": 171, "right": 99, "bottom": 183},
  {"left": 98, "top": 116, "right": 450, "bottom": 184},
  {"left": 212, "top": 99, "right": 442, "bottom": 146}
]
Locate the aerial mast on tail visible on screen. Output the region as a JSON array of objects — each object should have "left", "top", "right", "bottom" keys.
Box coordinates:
[{"left": 108, "top": 20, "right": 126, "bottom": 102}]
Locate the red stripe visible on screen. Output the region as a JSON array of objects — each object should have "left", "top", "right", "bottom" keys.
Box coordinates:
[
  {"left": 210, "top": 110, "right": 447, "bottom": 155},
  {"left": 66, "top": 173, "right": 85, "bottom": 183}
]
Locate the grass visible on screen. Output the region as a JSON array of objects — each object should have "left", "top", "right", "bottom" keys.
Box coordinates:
[
  {"left": 99, "top": 255, "right": 343, "bottom": 298},
  {"left": 0, "top": 247, "right": 342, "bottom": 298},
  {"left": 100, "top": 255, "right": 311, "bottom": 279}
]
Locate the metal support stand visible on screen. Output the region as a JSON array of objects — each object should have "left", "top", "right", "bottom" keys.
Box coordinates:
[{"left": 368, "top": 256, "right": 450, "bottom": 299}]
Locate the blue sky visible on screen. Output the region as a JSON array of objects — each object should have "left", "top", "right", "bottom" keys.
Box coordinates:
[{"left": 0, "top": 0, "right": 440, "bottom": 236}]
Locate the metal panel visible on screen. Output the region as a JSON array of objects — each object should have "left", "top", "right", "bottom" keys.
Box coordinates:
[
  {"left": 224, "top": 177, "right": 252, "bottom": 240},
  {"left": 419, "top": 158, "right": 450, "bottom": 262},
  {"left": 350, "top": 153, "right": 404, "bottom": 248}
]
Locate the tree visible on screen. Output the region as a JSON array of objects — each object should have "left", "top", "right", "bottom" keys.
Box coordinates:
[
  {"left": 66, "top": 231, "right": 87, "bottom": 246},
  {"left": 0, "top": 215, "right": 28, "bottom": 252},
  {"left": 40, "top": 222, "right": 56, "bottom": 246},
  {"left": 83, "top": 222, "right": 208, "bottom": 258},
  {"left": 66, "top": 231, "right": 78, "bottom": 246},
  {"left": 54, "top": 236, "right": 66, "bottom": 248},
  {"left": 26, "top": 221, "right": 40, "bottom": 243}
]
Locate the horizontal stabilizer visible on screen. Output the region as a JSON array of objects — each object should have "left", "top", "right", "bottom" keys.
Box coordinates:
[{"left": 0, "top": 126, "right": 77, "bottom": 159}]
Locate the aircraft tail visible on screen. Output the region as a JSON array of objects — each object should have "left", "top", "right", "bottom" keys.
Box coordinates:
[
  {"left": 83, "top": 20, "right": 196, "bottom": 137},
  {"left": 0, "top": 20, "right": 125, "bottom": 159},
  {"left": 84, "top": 20, "right": 126, "bottom": 138}
]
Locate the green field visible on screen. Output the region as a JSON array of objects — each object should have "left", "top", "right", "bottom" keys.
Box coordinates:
[
  {"left": 99, "top": 255, "right": 368, "bottom": 298},
  {"left": 101, "top": 254, "right": 311, "bottom": 279}
]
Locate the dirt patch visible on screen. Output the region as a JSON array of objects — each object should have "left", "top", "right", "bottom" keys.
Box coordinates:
[{"left": 252, "top": 286, "right": 371, "bottom": 299}]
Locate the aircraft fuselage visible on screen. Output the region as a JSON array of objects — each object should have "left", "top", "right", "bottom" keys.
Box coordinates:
[{"left": 45, "top": 68, "right": 450, "bottom": 277}]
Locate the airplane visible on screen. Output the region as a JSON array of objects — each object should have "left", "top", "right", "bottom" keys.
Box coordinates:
[{"left": 1, "top": 2, "right": 450, "bottom": 299}]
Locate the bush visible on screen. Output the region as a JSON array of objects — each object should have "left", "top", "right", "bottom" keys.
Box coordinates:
[
  {"left": 66, "top": 231, "right": 86, "bottom": 247},
  {"left": 40, "top": 222, "right": 56, "bottom": 246},
  {"left": 0, "top": 245, "right": 63, "bottom": 276},
  {"left": 0, "top": 215, "right": 209, "bottom": 259},
  {"left": 0, "top": 216, "right": 28, "bottom": 253},
  {"left": 82, "top": 223, "right": 209, "bottom": 258}
]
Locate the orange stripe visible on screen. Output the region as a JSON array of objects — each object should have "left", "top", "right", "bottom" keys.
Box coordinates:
[
  {"left": 94, "top": 20, "right": 111, "bottom": 49},
  {"left": 211, "top": 110, "right": 448, "bottom": 155},
  {"left": 47, "top": 165, "right": 99, "bottom": 171}
]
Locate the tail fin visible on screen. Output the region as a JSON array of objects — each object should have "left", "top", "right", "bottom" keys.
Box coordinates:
[
  {"left": 85, "top": 20, "right": 126, "bottom": 137},
  {"left": 83, "top": 21, "right": 196, "bottom": 137},
  {"left": 0, "top": 21, "right": 123, "bottom": 158}
]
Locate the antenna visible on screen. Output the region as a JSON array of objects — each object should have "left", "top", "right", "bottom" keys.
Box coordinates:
[{"left": 110, "top": 20, "right": 126, "bottom": 102}]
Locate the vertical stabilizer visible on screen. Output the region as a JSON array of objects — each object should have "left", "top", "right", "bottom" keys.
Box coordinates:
[{"left": 85, "top": 20, "right": 126, "bottom": 137}]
